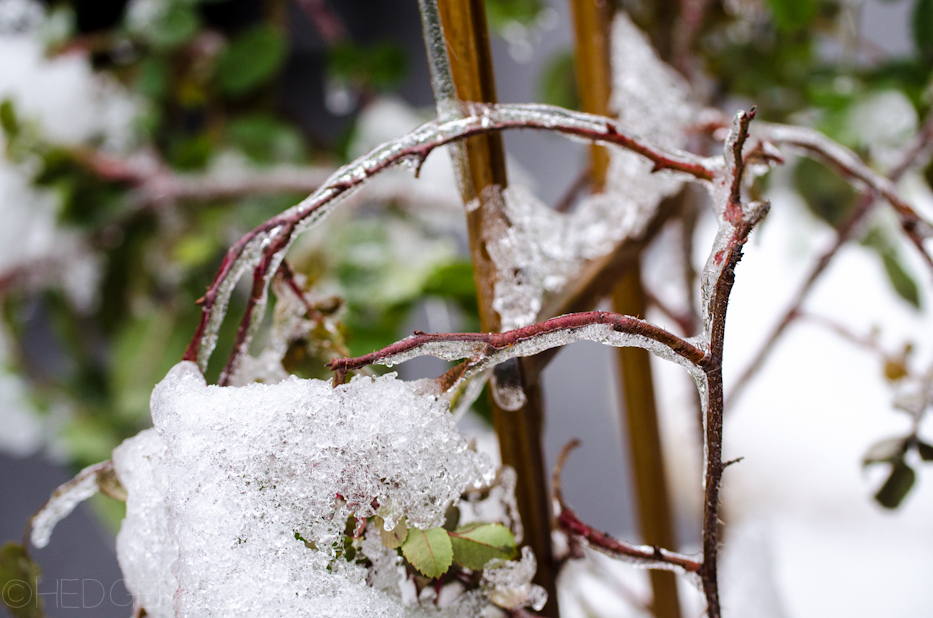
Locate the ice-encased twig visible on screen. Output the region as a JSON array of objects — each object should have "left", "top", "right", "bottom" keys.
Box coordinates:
[
  {"left": 30, "top": 460, "right": 114, "bottom": 548},
  {"left": 327, "top": 310, "right": 708, "bottom": 391},
  {"left": 183, "top": 102, "right": 720, "bottom": 375},
  {"left": 753, "top": 121, "right": 933, "bottom": 238},
  {"left": 417, "top": 0, "right": 472, "bottom": 200}
]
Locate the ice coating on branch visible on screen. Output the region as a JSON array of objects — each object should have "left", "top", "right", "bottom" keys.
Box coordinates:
[
  {"left": 112, "top": 429, "right": 177, "bottom": 618},
  {"left": 484, "top": 13, "right": 696, "bottom": 330},
  {"left": 133, "top": 361, "right": 495, "bottom": 617},
  {"left": 371, "top": 321, "right": 704, "bottom": 389},
  {"left": 29, "top": 461, "right": 109, "bottom": 548}
]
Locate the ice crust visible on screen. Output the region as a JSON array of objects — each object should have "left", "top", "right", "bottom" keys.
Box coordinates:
[
  {"left": 30, "top": 460, "right": 109, "bottom": 548},
  {"left": 113, "top": 362, "right": 498, "bottom": 617},
  {"left": 484, "top": 13, "right": 696, "bottom": 331}
]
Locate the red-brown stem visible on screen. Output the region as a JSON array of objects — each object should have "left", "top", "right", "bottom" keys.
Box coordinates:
[
  {"left": 552, "top": 440, "right": 701, "bottom": 574},
  {"left": 697, "top": 110, "right": 767, "bottom": 618},
  {"left": 727, "top": 115, "right": 933, "bottom": 409},
  {"left": 294, "top": 0, "right": 347, "bottom": 45},
  {"left": 326, "top": 310, "right": 707, "bottom": 375},
  {"left": 183, "top": 103, "right": 717, "bottom": 369}
]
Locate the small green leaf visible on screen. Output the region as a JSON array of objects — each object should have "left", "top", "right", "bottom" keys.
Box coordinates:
[
  {"left": 401, "top": 527, "right": 452, "bottom": 578},
  {"left": 216, "top": 25, "right": 287, "bottom": 96},
  {"left": 917, "top": 441, "right": 933, "bottom": 462},
  {"left": 913, "top": 0, "right": 933, "bottom": 61},
  {"left": 863, "top": 436, "right": 909, "bottom": 467},
  {"left": 146, "top": 2, "right": 199, "bottom": 49},
  {"left": 765, "top": 0, "right": 816, "bottom": 31},
  {"left": 449, "top": 523, "right": 518, "bottom": 571},
  {"left": 881, "top": 252, "right": 921, "bottom": 309},
  {"left": 0, "top": 98, "right": 19, "bottom": 140},
  {"left": 539, "top": 50, "right": 579, "bottom": 111},
  {"left": 486, "top": 0, "right": 544, "bottom": 30},
  {"left": 0, "top": 543, "right": 43, "bottom": 618},
  {"left": 794, "top": 157, "right": 857, "bottom": 228},
  {"left": 874, "top": 462, "right": 916, "bottom": 509},
  {"left": 374, "top": 516, "right": 408, "bottom": 549}
]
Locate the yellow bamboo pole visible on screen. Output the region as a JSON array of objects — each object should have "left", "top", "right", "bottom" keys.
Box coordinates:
[
  {"left": 435, "top": 2, "right": 559, "bottom": 615},
  {"left": 566, "top": 1, "right": 682, "bottom": 616}
]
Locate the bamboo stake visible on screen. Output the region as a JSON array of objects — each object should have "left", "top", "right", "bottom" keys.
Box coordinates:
[
  {"left": 567, "top": 1, "right": 682, "bottom": 616},
  {"left": 434, "top": 1, "right": 559, "bottom": 615}
]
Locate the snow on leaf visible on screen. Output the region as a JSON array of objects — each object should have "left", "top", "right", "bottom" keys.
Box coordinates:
[{"left": 375, "top": 515, "right": 408, "bottom": 549}]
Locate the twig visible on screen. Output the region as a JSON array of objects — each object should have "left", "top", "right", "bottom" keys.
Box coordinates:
[
  {"left": 294, "top": 0, "right": 347, "bottom": 45},
  {"left": 695, "top": 110, "right": 769, "bottom": 618},
  {"left": 727, "top": 115, "right": 933, "bottom": 409},
  {"left": 753, "top": 121, "right": 933, "bottom": 240},
  {"left": 326, "top": 310, "right": 707, "bottom": 388},
  {"left": 183, "top": 102, "right": 719, "bottom": 373},
  {"left": 552, "top": 166, "right": 592, "bottom": 213},
  {"left": 552, "top": 440, "right": 701, "bottom": 575}
]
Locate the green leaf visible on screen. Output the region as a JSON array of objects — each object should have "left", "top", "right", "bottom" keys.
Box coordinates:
[
  {"left": 449, "top": 523, "right": 518, "bottom": 571},
  {"left": 874, "top": 462, "right": 916, "bottom": 509},
  {"left": 913, "top": 0, "right": 933, "bottom": 61},
  {"left": 0, "top": 543, "right": 43, "bottom": 618},
  {"left": 365, "top": 42, "right": 408, "bottom": 91},
  {"left": 374, "top": 516, "right": 408, "bottom": 549},
  {"left": 401, "top": 527, "right": 452, "bottom": 578},
  {"left": 917, "top": 440, "right": 933, "bottom": 462},
  {"left": 793, "top": 157, "right": 857, "bottom": 228},
  {"left": 539, "top": 50, "right": 579, "bottom": 111},
  {"left": 135, "top": 57, "right": 170, "bottom": 99},
  {"left": 216, "top": 25, "right": 287, "bottom": 96},
  {"left": 146, "top": 1, "right": 199, "bottom": 49},
  {"left": 863, "top": 436, "right": 909, "bottom": 467},
  {"left": 485, "top": 0, "right": 544, "bottom": 30},
  {"left": 0, "top": 98, "right": 19, "bottom": 140},
  {"left": 765, "top": 0, "right": 816, "bottom": 31},
  {"left": 228, "top": 115, "right": 305, "bottom": 164},
  {"left": 881, "top": 252, "right": 921, "bottom": 309}
]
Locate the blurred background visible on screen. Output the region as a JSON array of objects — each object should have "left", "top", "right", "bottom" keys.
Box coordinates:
[{"left": 1, "top": 0, "right": 932, "bottom": 616}]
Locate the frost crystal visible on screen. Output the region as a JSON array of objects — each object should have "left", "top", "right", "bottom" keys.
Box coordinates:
[
  {"left": 110, "top": 362, "right": 499, "bottom": 617},
  {"left": 484, "top": 13, "right": 695, "bottom": 331}
]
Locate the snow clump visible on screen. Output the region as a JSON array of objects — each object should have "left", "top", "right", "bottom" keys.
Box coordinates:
[{"left": 111, "top": 362, "right": 499, "bottom": 617}]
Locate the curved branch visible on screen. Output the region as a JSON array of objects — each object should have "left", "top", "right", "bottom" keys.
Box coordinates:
[
  {"left": 754, "top": 121, "right": 933, "bottom": 240},
  {"left": 552, "top": 440, "right": 701, "bottom": 575},
  {"left": 326, "top": 310, "right": 707, "bottom": 387},
  {"left": 183, "top": 103, "right": 719, "bottom": 372}
]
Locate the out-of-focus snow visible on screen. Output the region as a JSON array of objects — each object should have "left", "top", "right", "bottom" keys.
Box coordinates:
[{"left": 0, "top": 5, "right": 140, "bottom": 457}]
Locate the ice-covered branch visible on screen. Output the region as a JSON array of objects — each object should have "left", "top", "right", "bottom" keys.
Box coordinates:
[
  {"left": 552, "top": 440, "right": 701, "bottom": 576},
  {"left": 183, "top": 102, "right": 719, "bottom": 376},
  {"left": 695, "top": 109, "right": 769, "bottom": 618},
  {"left": 326, "top": 310, "right": 707, "bottom": 388},
  {"left": 753, "top": 122, "right": 933, "bottom": 252},
  {"left": 727, "top": 114, "right": 933, "bottom": 409}
]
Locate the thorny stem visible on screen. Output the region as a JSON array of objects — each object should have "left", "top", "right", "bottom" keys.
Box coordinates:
[
  {"left": 726, "top": 115, "right": 933, "bottom": 409},
  {"left": 183, "top": 103, "right": 716, "bottom": 379},
  {"left": 552, "top": 440, "right": 702, "bottom": 574}
]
